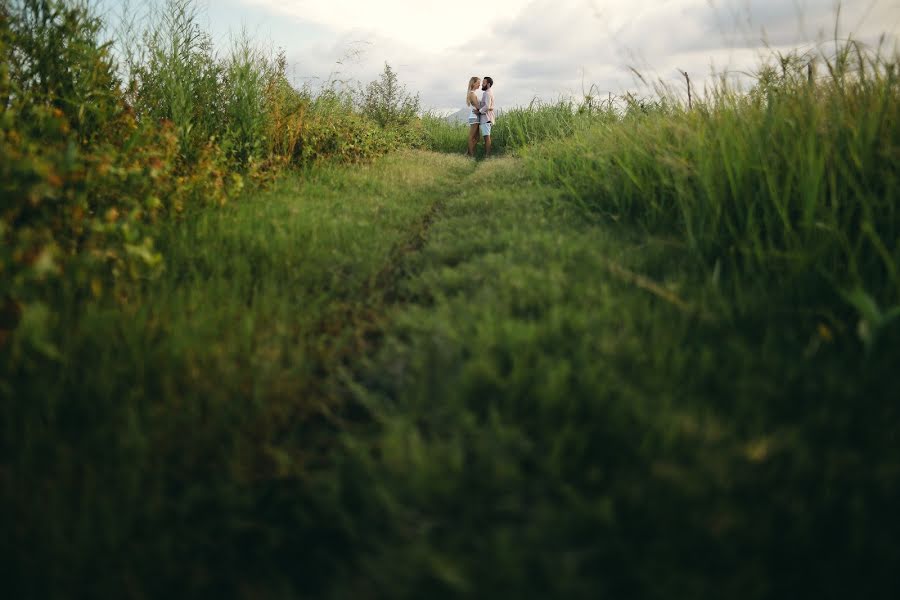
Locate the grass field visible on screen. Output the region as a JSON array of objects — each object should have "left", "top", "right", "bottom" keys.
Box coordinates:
[
  {"left": 4, "top": 152, "right": 473, "bottom": 596},
  {"left": 3, "top": 1, "right": 900, "bottom": 596},
  {"left": 5, "top": 148, "right": 900, "bottom": 598},
  {"left": 422, "top": 99, "right": 610, "bottom": 155}
]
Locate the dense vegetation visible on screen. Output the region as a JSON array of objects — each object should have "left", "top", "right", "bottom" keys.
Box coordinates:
[
  {"left": 1, "top": 0, "right": 422, "bottom": 342},
  {"left": 2, "top": 0, "right": 899, "bottom": 598}
]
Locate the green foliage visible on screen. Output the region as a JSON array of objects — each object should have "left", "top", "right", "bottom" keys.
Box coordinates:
[
  {"left": 526, "top": 43, "right": 900, "bottom": 316},
  {"left": 842, "top": 287, "right": 900, "bottom": 351},
  {"left": 124, "top": 1, "right": 405, "bottom": 170},
  {"left": 2, "top": 152, "right": 469, "bottom": 597},
  {"left": 345, "top": 158, "right": 899, "bottom": 598},
  {"left": 420, "top": 112, "right": 470, "bottom": 153},
  {"left": 129, "top": 0, "right": 225, "bottom": 160},
  {"left": 422, "top": 98, "right": 619, "bottom": 156},
  {"left": 3, "top": 3, "right": 899, "bottom": 598},
  {"left": 0, "top": 0, "right": 423, "bottom": 354},
  {"left": 299, "top": 110, "right": 396, "bottom": 163},
  {"left": 1, "top": 1, "right": 151, "bottom": 329},
  {"left": 4, "top": 150, "right": 898, "bottom": 597},
  {"left": 3, "top": 0, "right": 120, "bottom": 140},
  {"left": 222, "top": 31, "right": 273, "bottom": 165},
  {"left": 360, "top": 61, "right": 421, "bottom": 127}
]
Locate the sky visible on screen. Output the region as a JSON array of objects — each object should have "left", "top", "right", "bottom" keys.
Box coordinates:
[{"left": 99, "top": 0, "right": 900, "bottom": 111}]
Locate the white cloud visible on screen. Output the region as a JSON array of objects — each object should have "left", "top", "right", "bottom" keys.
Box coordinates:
[
  {"left": 237, "top": 0, "right": 532, "bottom": 52},
  {"left": 231, "top": 0, "right": 900, "bottom": 109}
]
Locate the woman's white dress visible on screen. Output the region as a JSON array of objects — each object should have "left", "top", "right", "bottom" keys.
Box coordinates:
[{"left": 467, "top": 93, "right": 480, "bottom": 125}]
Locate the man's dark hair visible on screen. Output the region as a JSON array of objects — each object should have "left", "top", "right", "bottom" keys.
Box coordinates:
[{"left": 483, "top": 76, "right": 494, "bottom": 87}]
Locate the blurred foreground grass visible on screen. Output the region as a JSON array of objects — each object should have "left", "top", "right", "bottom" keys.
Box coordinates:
[
  {"left": 3, "top": 21, "right": 900, "bottom": 597},
  {"left": 350, "top": 158, "right": 899, "bottom": 598},
  {"left": 2, "top": 152, "right": 474, "bottom": 597},
  {"left": 4, "top": 152, "right": 898, "bottom": 598}
]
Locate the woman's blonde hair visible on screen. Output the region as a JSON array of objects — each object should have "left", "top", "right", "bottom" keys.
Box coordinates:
[{"left": 466, "top": 76, "right": 480, "bottom": 106}]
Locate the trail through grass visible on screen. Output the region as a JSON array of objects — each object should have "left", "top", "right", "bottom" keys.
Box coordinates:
[
  {"left": 5, "top": 150, "right": 898, "bottom": 598},
  {"left": 342, "top": 155, "right": 898, "bottom": 598},
  {"left": 5, "top": 3, "right": 898, "bottom": 596}
]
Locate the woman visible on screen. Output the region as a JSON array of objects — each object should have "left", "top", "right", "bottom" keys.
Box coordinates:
[{"left": 466, "top": 76, "right": 481, "bottom": 157}]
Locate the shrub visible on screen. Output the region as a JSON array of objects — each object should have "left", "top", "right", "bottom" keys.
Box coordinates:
[
  {"left": 0, "top": 0, "right": 422, "bottom": 359},
  {"left": 129, "top": 0, "right": 224, "bottom": 162},
  {"left": 222, "top": 31, "right": 274, "bottom": 166},
  {"left": 263, "top": 52, "right": 308, "bottom": 161},
  {"left": 0, "top": 0, "right": 242, "bottom": 356},
  {"left": 2, "top": 0, "right": 120, "bottom": 141},
  {"left": 360, "top": 62, "right": 420, "bottom": 128}
]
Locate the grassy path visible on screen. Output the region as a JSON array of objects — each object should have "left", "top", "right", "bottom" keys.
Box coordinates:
[
  {"left": 324, "top": 153, "right": 895, "bottom": 598},
  {"left": 8, "top": 151, "right": 476, "bottom": 595},
  {"left": 6, "top": 151, "right": 897, "bottom": 598},
  {"left": 342, "top": 154, "right": 733, "bottom": 597}
]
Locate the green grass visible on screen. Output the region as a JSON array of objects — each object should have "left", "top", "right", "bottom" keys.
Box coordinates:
[
  {"left": 3, "top": 23, "right": 900, "bottom": 598},
  {"left": 422, "top": 99, "right": 612, "bottom": 156},
  {"left": 5, "top": 150, "right": 899, "bottom": 598},
  {"left": 339, "top": 158, "right": 899, "bottom": 598},
  {"left": 523, "top": 54, "right": 900, "bottom": 319},
  {"left": 421, "top": 113, "right": 471, "bottom": 154},
  {"left": 2, "top": 151, "right": 475, "bottom": 597}
]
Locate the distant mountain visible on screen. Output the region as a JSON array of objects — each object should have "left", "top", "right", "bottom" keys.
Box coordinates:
[
  {"left": 426, "top": 107, "right": 502, "bottom": 124},
  {"left": 443, "top": 107, "right": 503, "bottom": 124},
  {"left": 424, "top": 107, "right": 471, "bottom": 124},
  {"left": 445, "top": 108, "right": 471, "bottom": 124}
]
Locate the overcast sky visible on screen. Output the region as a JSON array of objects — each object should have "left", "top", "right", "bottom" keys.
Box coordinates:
[{"left": 101, "top": 0, "right": 900, "bottom": 110}]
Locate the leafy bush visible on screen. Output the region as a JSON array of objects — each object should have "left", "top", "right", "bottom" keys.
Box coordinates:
[
  {"left": 222, "top": 31, "right": 274, "bottom": 166},
  {"left": 263, "top": 52, "right": 308, "bottom": 161},
  {"left": 0, "top": 0, "right": 430, "bottom": 362},
  {"left": 360, "top": 62, "right": 421, "bottom": 127},
  {"left": 3, "top": 0, "right": 120, "bottom": 141},
  {"left": 129, "top": 0, "right": 225, "bottom": 162},
  {"left": 300, "top": 110, "right": 391, "bottom": 163},
  {"left": 0, "top": 0, "right": 242, "bottom": 355}
]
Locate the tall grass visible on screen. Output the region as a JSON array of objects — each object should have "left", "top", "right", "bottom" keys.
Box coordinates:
[
  {"left": 130, "top": 0, "right": 224, "bottom": 160},
  {"left": 420, "top": 112, "right": 469, "bottom": 153},
  {"left": 4, "top": 2, "right": 899, "bottom": 596},
  {"left": 221, "top": 30, "right": 274, "bottom": 165},
  {"left": 0, "top": 0, "right": 423, "bottom": 309},
  {"left": 1, "top": 152, "right": 472, "bottom": 598},
  {"left": 117, "top": 0, "right": 417, "bottom": 169},
  {"left": 2, "top": 0, "right": 120, "bottom": 140},
  {"left": 423, "top": 97, "right": 622, "bottom": 155},
  {"left": 526, "top": 43, "right": 900, "bottom": 324}
]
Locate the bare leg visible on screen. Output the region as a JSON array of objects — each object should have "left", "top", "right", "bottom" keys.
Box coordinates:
[
  {"left": 468, "top": 124, "right": 479, "bottom": 156},
  {"left": 484, "top": 135, "right": 492, "bottom": 158}
]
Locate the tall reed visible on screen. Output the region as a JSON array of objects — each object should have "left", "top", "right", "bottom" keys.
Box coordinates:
[
  {"left": 131, "top": 0, "right": 223, "bottom": 161},
  {"left": 222, "top": 29, "right": 273, "bottom": 165},
  {"left": 527, "top": 43, "right": 900, "bottom": 319}
]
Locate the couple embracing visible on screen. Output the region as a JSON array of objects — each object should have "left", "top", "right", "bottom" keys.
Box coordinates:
[{"left": 466, "top": 76, "right": 494, "bottom": 158}]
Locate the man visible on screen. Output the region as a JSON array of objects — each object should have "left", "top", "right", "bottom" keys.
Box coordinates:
[{"left": 475, "top": 76, "right": 495, "bottom": 158}]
